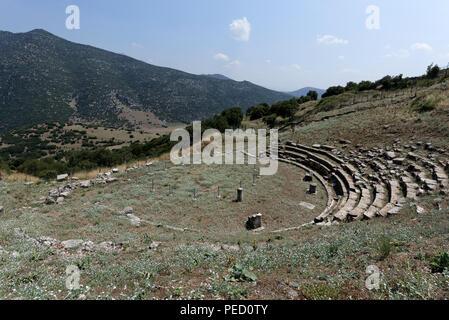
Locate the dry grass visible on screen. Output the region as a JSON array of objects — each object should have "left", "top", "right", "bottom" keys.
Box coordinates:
[
  {"left": 74, "top": 156, "right": 168, "bottom": 180},
  {"left": 0, "top": 171, "right": 40, "bottom": 183}
]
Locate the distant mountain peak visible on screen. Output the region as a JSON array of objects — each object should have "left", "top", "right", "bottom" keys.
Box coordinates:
[
  {"left": 29, "top": 28, "right": 50, "bottom": 34},
  {"left": 288, "top": 87, "right": 325, "bottom": 99},
  {"left": 201, "top": 74, "right": 233, "bottom": 81}
]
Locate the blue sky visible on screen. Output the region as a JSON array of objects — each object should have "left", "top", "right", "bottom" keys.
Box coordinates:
[{"left": 1, "top": 0, "right": 449, "bottom": 91}]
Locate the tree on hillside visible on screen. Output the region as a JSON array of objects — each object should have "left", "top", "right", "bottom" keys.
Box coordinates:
[
  {"left": 221, "top": 107, "right": 243, "bottom": 129},
  {"left": 246, "top": 103, "right": 270, "bottom": 120},
  {"left": 269, "top": 98, "right": 299, "bottom": 118},
  {"left": 377, "top": 76, "right": 393, "bottom": 90},
  {"left": 297, "top": 96, "right": 312, "bottom": 104},
  {"left": 204, "top": 115, "right": 229, "bottom": 132},
  {"left": 322, "top": 86, "right": 345, "bottom": 98},
  {"left": 358, "top": 80, "right": 375, "bottom": 91},
  {"left": 345, "top": 81, "right": 358, "bottom": 91},
  {"left": 307, "top": 90, "right": 318, "bottom": 100},
  {"left": 427, "top": 63, "right": 440, "bottom": 79},
  {"left": 263, "top": 114, "right": 277, "bottom": 128}
]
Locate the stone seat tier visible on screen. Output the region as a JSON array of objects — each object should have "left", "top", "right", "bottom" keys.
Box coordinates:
[
  {"left": 422, "top": 159, "right": 449, "bottom": 192},
  {"left": 278, "top": 143, "right": 449, "bottom": 224},
  {"left": 281, "top": 149, "right": 333, "bottom": 178},
  {"left": 363, "top": 183, "right": 388, "bottom": 220},
  {"left": 406, "top": 155, "right": 438, "bottom": 184},
  {"left": 329, "top": 172, "right": 348, "bottom": 198},
  {"left": 282, "top": 148, "right": 307, "bottom": 162},
  {"left": 400, "top": 173, "right": 420, "bottom": 199},
  {"left": 377, "top": 203, "right": 394, "bottom": 217},
  {"left": 347, "top": 186, "right": 374, "bottom": 220},
  {"left": 279, "top": 150, "right": 344, "bottom": 197},
  {"left": 288, "top": 141, "right": 366, "bottom": 178},
  {"left": 332, "top": 190, "right": 361, "bottom": 222},
  {"left": 335, "top": 168, "right": 355, "bottom": 193},
  {"left": 279, "top": 151, "right": 354, "bottom": 223},
  {"left": 276, "top": 157, "right": 338, "bottom": 223},
  {"left": 286, "top": 142, "right": 345, "bottom": 165},
  {"left": 284, "top": 142, "right": 365, "bottom": 223},
  {"left": 369, "top": 160, "right": 387, "bottom": 172},
  {"left": 409, "top": 165, "right": 428, "bottom": 184},
  {"left": 341, "top": 162, "right": 358, "bottom": 176},
  {"left": 377, "top": 179, "right": 402, "bottom": 217},
  {"left": 388, "top": 180, "right": 402, "bottom": 205},
  {"left": 284, "top": 145, "right": 337, "bottom": 173},
  {"left": 285, "top": 143, "right": 358, "bottom": 193}
]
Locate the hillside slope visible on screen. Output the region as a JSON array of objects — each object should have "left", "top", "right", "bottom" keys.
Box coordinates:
[{"left": 0, "top": 29, "right": 291, "bottom": 132}]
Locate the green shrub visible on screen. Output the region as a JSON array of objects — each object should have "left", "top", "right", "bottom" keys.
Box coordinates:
[
  {"left": 300, "top": 283, "right": 340, "bottom": 300},
  {"left": 411, "top": 96, "right": 440, "bottom": 113},
  {"left": 269, "top": 98, "right": 299, "bottom": 118},
  {"left": 307, "top": 90, "right": 318, "bottom": 101},
  {"left": 38, "top": 169, "right": 59, "bottom": 180},
  {"left": 315, "top": 92, "right": 354, "bottom": 113},
  {"left": 246, "top": 103, "right": 270, "bottom": 120},
  {"left": 430, "top": 252, "right": 449, "bottom": 273},
  {"left": 375, "top": 236, "right": 393, "bottom": 260},
  {"left": 225, "top": 264, "right": 257, "bottom": 282},
  {"left": 426, "top": 63, "right": 440, "bottom": 79},
  {"left": 210, "top": 281, "right": 249, "bottom": 299},
  {"left": 263, "top": 114, "right": 277, "bottom": 128},
  {"left": 322, "top": 86, "right": 345, "bottom": 98}
]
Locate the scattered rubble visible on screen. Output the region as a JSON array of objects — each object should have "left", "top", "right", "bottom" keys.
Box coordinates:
[
  {"left": 13, "top": 228, "right": 123, "bottom": 254},
  {"left": 57, "top": 174, "right": 69, "bottom": 181},
  {"left": 45, "top": 170, "right": 120, "bottom": 205},
  {"left": 121, "top": 206, "right": 134, "bottom": 215}
]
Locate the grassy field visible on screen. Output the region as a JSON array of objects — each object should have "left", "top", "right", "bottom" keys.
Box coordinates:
[
  {"left": 0, "top": 169, "right": 448, "bottom": 299},
  {"left": 1, "top": 158, "right": 448, "bottom": 300}
]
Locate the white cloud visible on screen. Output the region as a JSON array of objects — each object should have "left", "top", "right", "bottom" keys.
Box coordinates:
[
  {"left": 213, "top": 53, "right": 230, "bottom": 62},
  {"left": 411, "top": 42, "right": 433, "bottom": 52},
  {"left": 341, "top": 68, "right": 360, "bottom": 73},
  {"left": 229, "top": 17, "right": 251, "bottom": 41},
  {"left": 439, "top": 51, "right": 449, "bottom": 59},
  {"left": 265, "top": 59, "right": 271, "bottom": 64},
  {"left": 292, "top": 64, "right": 301, "bottom": 71},
  {"left": 224, "top": 60, "right": 241, "bottom": 68},
  {"left": 317, "top": 34, "right": 348, "bottom": 45},
  {"left": 384, "top": 49, "right": 410, "bottom": 59},
  {"left": 147, "top": 58, "right": 153, "bottom": 63},
  {"left": 131, "top": 42, "right": 143, "bottom": 49}
]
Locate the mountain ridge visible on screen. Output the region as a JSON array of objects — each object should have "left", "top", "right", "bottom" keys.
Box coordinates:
[
  {"left": 0, "top": 29, "right": 291, "bottom": 132},
  {"left": 201, "top": 74, "right": 233, "bottom": 81}
]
